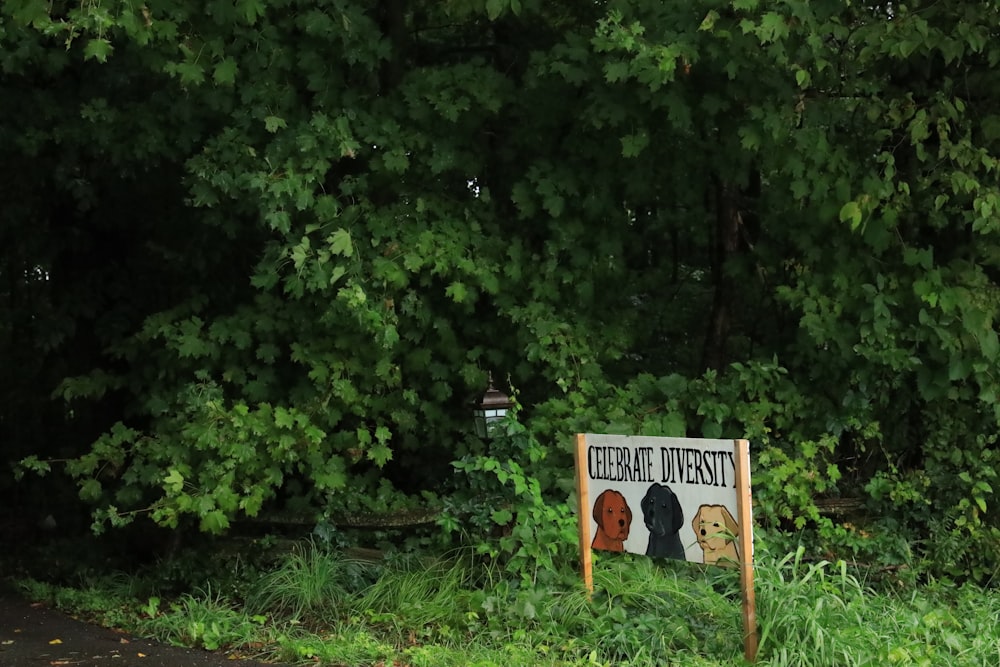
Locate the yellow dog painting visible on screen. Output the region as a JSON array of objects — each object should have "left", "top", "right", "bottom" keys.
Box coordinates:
[{"left": 692, "top": 504, "right": 739, "bottom": 565}]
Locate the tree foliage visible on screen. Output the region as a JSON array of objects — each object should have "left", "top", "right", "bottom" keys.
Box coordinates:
[{"left": 3, "top": 0, "right": 1000, "bottom": 579}]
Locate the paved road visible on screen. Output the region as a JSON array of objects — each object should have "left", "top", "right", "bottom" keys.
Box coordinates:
[{"left": 0, "top": 593, "right": 287, "bottom": 667}]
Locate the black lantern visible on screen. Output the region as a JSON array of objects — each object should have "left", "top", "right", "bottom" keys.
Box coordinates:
[{"left": 473, "top": 374, "right": 513, "bottom": 438}]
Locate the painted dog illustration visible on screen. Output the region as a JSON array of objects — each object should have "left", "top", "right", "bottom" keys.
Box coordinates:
[
  {"left": 591, "top": 489, "right": 632, "bottom": 552},
  {"left": 641, "top": 483, "right": 686, "bottom": 560},
  {"left": 692, "top": 504, "right": 740, "bottom": 565}
]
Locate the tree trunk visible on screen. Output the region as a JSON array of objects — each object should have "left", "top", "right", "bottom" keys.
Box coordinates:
[{"left": 702, "top": 179, "right": 743, "bottom": 372}]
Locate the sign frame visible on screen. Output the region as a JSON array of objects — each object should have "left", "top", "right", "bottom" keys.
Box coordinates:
[{"left": 573, "top": 434, "right": 758, "bottom": 662}]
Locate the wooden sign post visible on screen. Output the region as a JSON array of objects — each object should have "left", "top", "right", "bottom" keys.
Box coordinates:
[{"left": 574, "top": 434, "right": 758, "bottom": 662}]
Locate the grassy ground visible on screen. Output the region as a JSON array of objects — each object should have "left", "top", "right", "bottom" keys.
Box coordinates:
[{"left": 14, "top": 542, "right": 1000, "bottom": 667}]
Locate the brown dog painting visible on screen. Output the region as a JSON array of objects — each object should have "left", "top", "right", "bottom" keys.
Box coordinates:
[
  {"left": 692, "top": 504, "right": 740, "bottom": 565},
  {"left": 591, "top": 489, "right": 633, "bottom": 552}
]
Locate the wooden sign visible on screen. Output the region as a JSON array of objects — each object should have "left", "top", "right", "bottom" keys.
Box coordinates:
[{"left": 574, "top": 434, "right": 757, "bottom": 662}]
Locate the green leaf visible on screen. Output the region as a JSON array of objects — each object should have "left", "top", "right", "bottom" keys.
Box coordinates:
[
  {"left": 177, "top": 335, "right": 208, "bottom": 358},
  {"left": 383, "top": 149, "right": 410, "bottom": 173},
  {"left": 329, "top": 229, "right": 353, "bottom": 257},
  {"left": 274, "top": 406, "right": 294, "bottom": 429},
  {"left": 290, "top": 241, "right": 308, "bottom": 269},
  {"left": 543, "top": 194, "right": 565, "bottom": 217},
  {"left": 79, "top": 479, "right": 103, "bottom": 502},
  {"left": 758, "top": 12, "right": 789, "bottom": 43},
  {"left": 699, "top": 10, "right": 719, "bottom": 32},
  {"left": 979, "top": 329, "right": 999, "bottom": 361},
  {"left": 485, "top": 0, "right": 505, "bottom": 20},
  {"left": 604, "top": 60, "right": 630, "bottom": 83},
  {"left": 9, "top": 0, "right": 49, "bottom": 24},
  {"left": 164, "top": 469, "right": 185, "bottom": 493},
  {"left": 83, "top": 39, "right": 114, "bottom": 63},
  {"left": 659, "top": 412, "right": 686, "bottom": 437},
  {"left": 839, "top": 201, "right": 863, "bottom": 229},
  {"left": 445, "top": 281, "right": 468, "bottom": 303},
  {"left": 329, "top": 265, "right": 346, "bottom": 285},
  {"left": 313, "top": 459, "right": 347, "bottom": 489},
  {"left": 491, "top": 508, "right": 513, "bottom": 524},
  {"left": 213, "top": 57, "right": 238, "bottom": 85},
  {"left": 620, "top": 132, "right": 649, "bottom": 158},
  {"left": 237, "top": 0, "right": 266, "bottom": 24},
  {"left": 368, "top": 443, "right": 393, "bottom": 466},
  {"left": 199, "top": 510, "right": 230, "bottom": 533},
  {"left": 16, "top": 455, "right": 51, "bottom": 478},
  {"left": 175, "top": 62, "right": 206, "bottom": 86},
  {"left": 702, "top": 422, "right": 723, "bottom": 439},
  {"left": 264, "top": 116, "right": 287, "bottom": 133}
]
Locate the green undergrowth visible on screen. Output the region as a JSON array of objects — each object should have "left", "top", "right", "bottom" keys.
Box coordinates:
[{"left": 13, "top": 542, "right": 1000, "bottom": 667}]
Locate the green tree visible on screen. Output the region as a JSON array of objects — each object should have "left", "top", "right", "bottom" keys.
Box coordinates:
[{"left": 3, "top": 0, "right": 1000, "bottom": 579}]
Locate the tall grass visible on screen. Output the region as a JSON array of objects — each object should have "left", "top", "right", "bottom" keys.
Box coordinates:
[
  {"left": 144, "top": 586, "right": 270, "bottom": 651},
  {"left": 18, "top": 544, "right": 1000, "bottom": 666},
  {"left": 271, "top": 547, "right": 1000, "bottom": 666},
  {"left": 755, "top": 547, "right": 872, "bottom": 665},
  {"left": 754, "top": 546, "right": 1000, "bottom": 666},
  {"left": 244, "top": 539, "right": 372, "bottom": 622},
  {"left": 355, "top": 553, "right": 481, "bottom": 631}
]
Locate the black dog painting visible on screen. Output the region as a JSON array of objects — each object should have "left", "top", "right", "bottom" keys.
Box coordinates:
[{"left": 641, "top": 482, "right": 685, "bottom": 560}]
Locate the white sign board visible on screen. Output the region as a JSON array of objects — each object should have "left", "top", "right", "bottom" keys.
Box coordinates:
[
  {"left": 574, "top": 434, "right": 757, "bottom": 661},
  {"left": 580, "top": 434, "right": 744, "bottom": 563}
]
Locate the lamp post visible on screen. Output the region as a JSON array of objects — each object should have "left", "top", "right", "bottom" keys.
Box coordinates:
[{"left": 473, "top": 374, "right": 513, "bottom": 439}]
